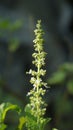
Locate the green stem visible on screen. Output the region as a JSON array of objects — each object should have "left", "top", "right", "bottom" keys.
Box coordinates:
[{"left": 36, "top": 48, "right": 41, "bottom": 127}]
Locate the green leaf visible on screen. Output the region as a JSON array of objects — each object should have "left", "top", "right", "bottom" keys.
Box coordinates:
[
  {"left": 0, "top": 102, "right": 21, "bottom": 122},
  {"left": 18, "top": 116, "right": 26, "bottom": 130},
  {"left": 24, "top": 104, "right": 37, "bottom": 121},
  {"left": 0, "top": 123, "right": 7, "bottom": 130},
  {"left": 67, "top": 80, "right": 73, "bottom": 94},
  {"left": 48, "top": 71, "right": 67, "bottom": 84}
]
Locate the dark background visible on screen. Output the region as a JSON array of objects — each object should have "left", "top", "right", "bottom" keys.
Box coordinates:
[{"left": 0, "top": 0, "right": 73, "bottom": 130}]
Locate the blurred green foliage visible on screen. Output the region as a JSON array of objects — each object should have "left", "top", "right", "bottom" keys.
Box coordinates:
[
  {"left": 8, "top": 38, "right": 20, "bottom": 52},
  {"left": 0, "top": 18, "right": 24, "bottom": 130},
  {"left": 48, "top": 62, "right": 73, "bottom": 130},
  {"left": 48, "top": 62, "right": 73, "bottom": 94},
  {"left": 0, "top": 18, "right": 22, "bottom": 31},
  {"left": 0, "top": 18, "right": 23, "bottom": 52}
]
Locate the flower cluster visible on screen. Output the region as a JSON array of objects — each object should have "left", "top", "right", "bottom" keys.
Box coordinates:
[{"left": 26, "top": 20, "right": 48, "bottom": 129}]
